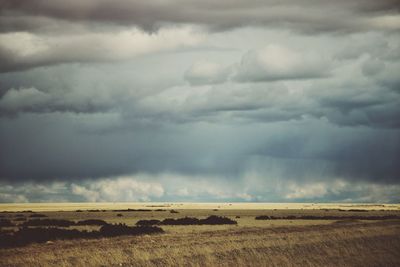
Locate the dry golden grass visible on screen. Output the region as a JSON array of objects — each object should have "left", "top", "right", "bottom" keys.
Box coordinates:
[{"left": 1, "top": 203, "right": 400, "bottom": 266}]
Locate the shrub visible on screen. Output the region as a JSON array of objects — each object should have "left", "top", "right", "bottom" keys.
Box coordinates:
[
  {"left": 333, "top": 219, "right": 360, "bottom": 224},
  {"left": 136, "top": 219, "right": 161, "bottom": 226},
  {"left": 137, "top": 216, "right": 238, "bottom": 226},
  {"left": 0, "top": 219, "right": 15, "bottom": 227},
  {"left": 99, "top": 224, "right": 164, "bottom": 237},
  {"left": 255, "top": 216, "right": 272, "bottom": 220},
  {"left": 0, "top": 224, "right": 164, "bottom": 248},
  {"left": 200, "top": 215, "right": 237, "bottom": 225},
  {"left": 75, "top": 219, "right": 108, "bottom": 226},
  {"left": 30, "top": 214, "right": 47, "bottom": 218},
  {"left": 117, "top": 214, "right": 123, "bottom": 217},
  {"left": 170, "top": 210, "right": 179, "bottom": 214},
  {"left": 0, "top": 229, "right": 14, "bottom": 235},
  {"left": 348, "top": 209, "right": 369, "bottom": 212},
  {"left": 161, "top": 217, "right": 200, "bottom": 225},
  {"left": 0, "top": 227, "right": 94, "bottom": 248},
  {"left": 22, "top": 219, "right": 75, "bottom": 227},
  {"left": 113, "top": 209, "right": 152, "bottom": 212},
  {"left": 87, "top": 209, "right": 106, "bottom": 212}
]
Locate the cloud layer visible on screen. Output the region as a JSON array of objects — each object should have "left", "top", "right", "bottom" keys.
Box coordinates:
[
  {"left": 2, "top": 0, "right": 399, "bottom": 33},
  {"left": 0, "top": 0, "right": 399, "bottom": 202}
]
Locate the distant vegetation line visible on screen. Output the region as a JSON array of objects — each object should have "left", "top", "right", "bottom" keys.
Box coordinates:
[{"left": 255, "top": 215, "right": 400, "bottom": 220}]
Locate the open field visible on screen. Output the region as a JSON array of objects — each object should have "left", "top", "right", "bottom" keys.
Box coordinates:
[
  {"left": 1, "top": 202, "right": 400, "bottom": 212},
  {"left": 1, "top": 203, "right": 400, "bottom": 266}
]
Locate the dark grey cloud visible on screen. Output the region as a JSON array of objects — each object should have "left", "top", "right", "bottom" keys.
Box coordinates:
[
  {"left": 1, "top": 112, "right": 399, "bottom": 188},
  {"left": 315, "top": 84, "right": 400, "bottom": 128},
  {"left": 1, "top": 0, "right": 399, "bottom": 33}
]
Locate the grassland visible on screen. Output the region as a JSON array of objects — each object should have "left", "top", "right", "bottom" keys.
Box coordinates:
[{"left": 0, "top": 203, "right": 399, "bottom": 266}]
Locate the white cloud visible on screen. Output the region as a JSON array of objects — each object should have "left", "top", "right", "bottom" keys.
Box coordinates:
[
  {"left": 234, "top": 44, "right": 330, "bottom": 82},
  {"left": 367, "top": 14, "right": 400, "bottom": 31},
  {"left": 0, "top": 87, "right": 51, "bottom": 112},
  {"left": 184, "top": 60, "right": 231, "bottom": 85},
  {"left": 0, "top": 26, "right": 205, "bottom": 72},
  {"left": 70, "top": 184, "right": 100, "bottom": 203},
  {"left": 285, "top": 182, "right": 329, "bottom": 199},
  {"left": 0, "top": 193, "right": 29, "bottom": 203},
  {"left": 0, "top": 174, "right": 400, "bottom": 203},
  {"left": 284, "top": 179, "right": 400, "bottom": 203},
  {"left": 361, "top": 57, "right": 385, "bottom": 76},
  {"left": 159, "top": 173, "right": 255, "bottom": 201},
  {"left": 0, "top": 182, "right": 68, "bottom": 203},
  {"left": 71, "top": 176, "right": 164, "bottom": 202}
]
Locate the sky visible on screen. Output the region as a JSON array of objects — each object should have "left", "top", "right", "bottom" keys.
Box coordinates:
[{"left": 0, "top": 0, "right": 399, "bottom": 203}]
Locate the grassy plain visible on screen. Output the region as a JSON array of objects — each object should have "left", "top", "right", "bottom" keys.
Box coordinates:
[{"left": 1, "top": 203, "right": 399, "bottom": 266}]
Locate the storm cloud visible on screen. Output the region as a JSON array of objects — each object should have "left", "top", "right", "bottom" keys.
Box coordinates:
[
  {"left": 1, "top": 0, "right": 399, "bottom": 33},
  {"left": 0, "top": 0, "right": 399, "bottom": 203}
]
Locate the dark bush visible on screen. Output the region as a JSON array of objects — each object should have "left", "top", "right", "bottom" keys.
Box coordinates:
[
  {"left": 138, "top": 216, "right": 238, "bottom": 226},
  {"left": 30, "top": 214, "right": 47, "bottom": 218},
  {"left": 99, "top": 224, "right": 164, "bottom": 237},
  {"left": 87, "top": 209, "right": 106, "bottom": 212},
  {"left": 0, "top": 224, "right": 164, "bottom": 248},
  {"left": 113, "top": 209, "right": 152, "bottom": 212},
  {"left": 161, "top": 217, "right": 200, "bottom": 225},
  {"left": 0, "top": 227, "right": 96, "bottom": 248},
  {"left": 76, "top": 219, "right": 108, "bottom": 226},
  {"left": 22, "top": 219, "right": 75, "bottom": 227},
  {"left": 255, "top": 216, "right": 272, "bottom": 220},
  {"left": 348, "top": 209, "right": 369, "bottom": 212},
  {"left": 15, "top": 214, "right": 25, "bottom": 218},
  {"left": 117, "top": 214, "right": 123, "bottom": 217},
  {"left": 170, "top": 210, "right": 179, "bottom": 214},
  {"left": 75, "top": 210, "right": 83, "bottom": 212},
  {"left": 0, "top": 229, "right": 14, "bottom": 235},
  {"left": 200, "top": 215, "right": 237, "bottom": 225},
  {"left": 136, "top": 219, "right": 161, "bottom": 226},
  {"left": 0, "top": 219, "right": 15, "bottom": 227},
  {"left": 333, "top": 219, "right": 360, "bottom": 224},
  {"left": 14, "top": 217, "right": 27, "bottom": 222}
]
